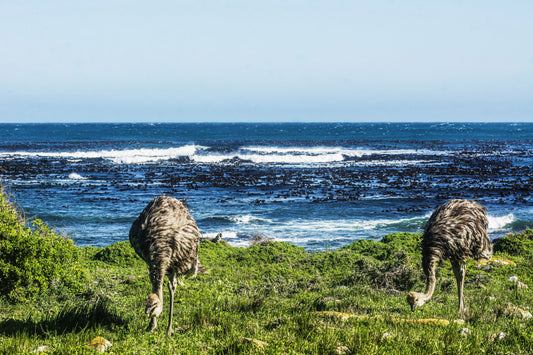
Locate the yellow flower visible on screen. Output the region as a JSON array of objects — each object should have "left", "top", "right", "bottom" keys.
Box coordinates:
[
  {"left": 314, "top": 311, "right": 360, "bottom": 321},
  {"left": 87, "top": 337, "right": 112, "bottom": 353},
  {"left": 315, "top": 311, "right": 451, "bottom": 326},
  {"left": 395, "top": 318, "right": 450, "bottom": 326},
  {"left": 476, "top": 257, "right": 516, "bottom": 268},
  {"left": 505, "top": 306, "right": 532, "bottom": 319}
]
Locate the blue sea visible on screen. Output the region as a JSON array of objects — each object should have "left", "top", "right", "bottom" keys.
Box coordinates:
[{"left": 1, "top": 122, "right": 532, "bottom": 250}]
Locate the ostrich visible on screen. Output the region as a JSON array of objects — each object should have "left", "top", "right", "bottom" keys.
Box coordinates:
[
  {"left": 129, "top": 195, "right": 201, "bottom": 336},
  {"left": 407, "top": 199, "right": 492, "bottom": 315},
  {"left": 201, "top": 232, "right": 223, "bottom": 243}
]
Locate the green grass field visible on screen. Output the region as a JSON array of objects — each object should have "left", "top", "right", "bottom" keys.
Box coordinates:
[{"left": 1, "top": 189, "right": 532, "bottom": 354}]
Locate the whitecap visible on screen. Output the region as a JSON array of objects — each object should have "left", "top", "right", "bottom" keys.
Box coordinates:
[
  {"left": 488, "top": 213, "right": 516, "bottom": 231},
  {"left": 95, "top": 146, "right": 204, "bottom": 164},
  {"left": 354, "top": 159, "right": 435, "bottom": 167},
  {"left": 229, "top": 215, "right": 273, "bottom": 224},
  {"left": 68, "top": 173, "right": 85, "bottom": 180},
  {"left": 241, "top": 146, "right": 448, "bottom": 158},
  {"left": 244, "top": 153, "right": 345, "bottom": 164},
  {"left": 0, "top": 145, "right": 448, "bottom": 166},
  {"left": 280, "top": 215, "right": 426, "bottom": 233},
  {"left": 0, "top": 145, "right": 206, "bottom": 164}
]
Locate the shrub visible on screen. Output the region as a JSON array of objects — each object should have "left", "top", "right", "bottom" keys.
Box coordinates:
[
  {"left": 326, "top": 233, "right": 423, "bottom": 292},
  {"left": 341, "top": 238, "right": 391, "bottom": 260},
  {"left": 0, "top": 189, "right": 86, "bottom": 303},
  {"left": 246, "top": 241, "right": 309, "bottom": 265},
  {"left": 380, "top": 232, "right": 423, "bottom": 257},
  {"left": 93, "top": 241, "right": 142, "bottom": 267},
  {"left": 341, "top": 233, "right": 423, "bottom": 262},
  {"left": 493, "top": 229, "right": 533, "bottom": 256}
]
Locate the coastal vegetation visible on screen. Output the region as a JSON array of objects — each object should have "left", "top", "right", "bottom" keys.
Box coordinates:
[{"left": 1, "top": 187, "right": 532, "bottom": 354}]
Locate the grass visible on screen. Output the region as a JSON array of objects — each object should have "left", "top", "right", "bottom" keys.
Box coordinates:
[
  {"left": 1, "top": 189, "right": 532, "bottom": 354},
  {"left": 1, "top": 238, "right": 532, "bottom": 354}
]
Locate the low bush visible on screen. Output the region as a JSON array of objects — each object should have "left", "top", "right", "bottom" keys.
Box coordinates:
[
  {"left": 493, "top": 229, "right": 533, "bottom": 256},
  {"left": 93, "top": 241, "right": 142, "bottom": 267},
  {"left": 0, "top": 189, "right": 86, "bottom": 302}
]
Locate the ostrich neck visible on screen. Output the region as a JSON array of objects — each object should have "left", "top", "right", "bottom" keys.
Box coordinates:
[
  {"left": 419, "top": 256, "right": 438, "bottom": 302},
  {"left": 150, "top": 266, "right": 167, "bottom": 301},
  {"left": 152, "top": 283, "right": 164, "bottom": 301},
  {"left": 421, "top": 273, "right": 436, "bottom": 301}
]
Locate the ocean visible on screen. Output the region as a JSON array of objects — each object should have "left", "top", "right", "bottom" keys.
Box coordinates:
[{"left": 0, "top": 122, "right": 532, "bottom": 250}]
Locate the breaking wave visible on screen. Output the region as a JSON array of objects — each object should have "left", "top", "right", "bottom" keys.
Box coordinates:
[
  {"left": 0, "top": 145, "right": 203, "bottom": 164},
  {"left": 0, "top": 145, "right": 447, "bottom": 166},
  {"left": 68, "top": 173, "right": 86, "bottom": 180},
  {"left": 488, "top": 214, "right": 516, "bottom": 231}
]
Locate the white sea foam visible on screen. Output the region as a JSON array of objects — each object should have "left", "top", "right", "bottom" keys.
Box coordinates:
[
  {"left": 0, "top": 145, "right": 205, "bottom": 164},
  {"left": 488, "top": 213, "right": 516, "bottom": 231},
  {"left": 241, "top": 146, "right": 446, "bottom": 157},
  {"left": 207, "top": 213, "right": 518, "bottom": 248},
  {"left": 100, "top": 146, "right": 201, "bottom": 164},
  {"left": 354, "top": 160, "right": 434, "bottom": 167},
  {"left": 89, "top": 146, "right": 204, "bottom": 164},
  {"left": 240, "top": 153, "right": 345, "bottom": 164},
  {"left": 276, "top": 213, "right": 516, "bottom": 234},
  {"left": 264, "top": 215, "right": 426, "bottom": 234},
  {"left": 68, "top": 173, "right": 85, "bottom": 180},
  {"left": 236, "top": 146, "right": 448, "bottom": 165},
  {"left": 191, "top": 153, "right": 344, "bottom": 165},
  {"left": 190, "top": 148, "right": 346, "bottom": 164},
  {"left": 193, "top": 146, "right": 443, "bottom": 165},
  {"left": 229, "top": 215, "right": 273, "bottom": 224},
  {"left": 207, "top": 215, "right": 426, "bottom": 248},
  {"left": 0, "top": 145, "right": 448, "bottom": 165}
]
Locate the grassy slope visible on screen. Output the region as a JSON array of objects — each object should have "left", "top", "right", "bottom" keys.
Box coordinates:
[{"left": 1, "top": 191, "right": 532, "bottom": 354}]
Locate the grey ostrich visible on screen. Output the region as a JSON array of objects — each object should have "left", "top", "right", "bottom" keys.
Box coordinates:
[
  {"left": 129, "top": 195, "right": 201, "bottom": 336},
  {"left": 407, "top": 199, "right": 492, "bottom": 315}
]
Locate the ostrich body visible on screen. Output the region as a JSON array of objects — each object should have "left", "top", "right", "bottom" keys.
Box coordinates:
[
  {"left": 407, "top": 199, "right": 492, "bottom": 315},
  {"left": 129, "top": 195, "right": 200, "bottom": 335}
]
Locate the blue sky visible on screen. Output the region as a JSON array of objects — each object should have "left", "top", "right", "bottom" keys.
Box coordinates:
[{"left": 1, "top": 1, "right": 532, "bottom": 122}]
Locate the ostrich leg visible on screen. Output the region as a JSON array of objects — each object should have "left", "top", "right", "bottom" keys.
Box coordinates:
[
  {"left": 451, "top": 260, "right": 467, "bottom": 315},
  {"left": 167, "top": 271, "right": 178, "bottom": 336}
]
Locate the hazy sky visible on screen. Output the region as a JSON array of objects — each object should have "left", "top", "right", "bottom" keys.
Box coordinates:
[{"left": 1, "top": 1, "right": 532, "bottom": 122}]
